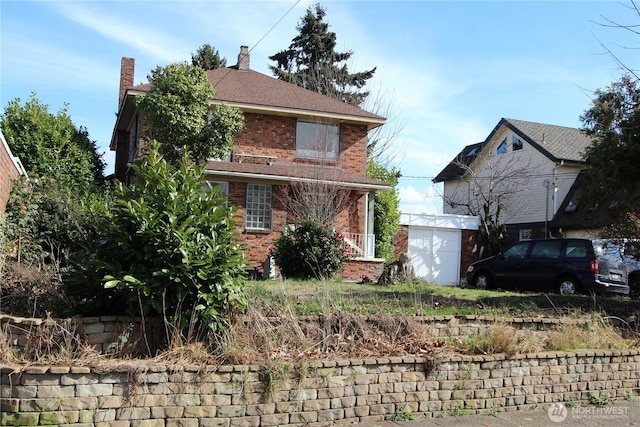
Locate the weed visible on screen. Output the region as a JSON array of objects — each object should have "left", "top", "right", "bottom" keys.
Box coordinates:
[
  {"left": 625, "top": 393, "right": 638, "bottom": 402},
  {"left": 566, "top": 399, "right": 579, "bottom": 408},
  {"left": 589, "top": 394, "right": 610, "bottom": 406},
  {"left": 394, "top": 408, "right": 416, "bottom": 421},
  {"left": 450, "top": 406, "right": 468, "bottom": 416}
]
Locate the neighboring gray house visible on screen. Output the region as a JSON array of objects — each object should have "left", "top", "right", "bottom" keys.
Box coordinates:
[{"left": 433, "top": 118, "right": 596, "bottom": 243}]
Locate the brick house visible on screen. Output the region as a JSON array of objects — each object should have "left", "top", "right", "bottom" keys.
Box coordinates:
[
  {"left": 111, "top": 47, "right": 389, "bottom": 281},
  {"left": 434, "top": 118, "right": 593, "bottom": 254},
  {"left": 0, "top": 130, "right": 26, "bottom": 214}
]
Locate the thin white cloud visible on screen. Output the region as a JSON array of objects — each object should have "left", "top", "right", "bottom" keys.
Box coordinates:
[
  {"left": 52, "top": 2, "right": 187, "bottom": 63},
  {"left": 3, "top": 38, "right": 116, "bottom": 94},
  {"left": 398, "top": 184, "right": 442, "bottom": 215}
]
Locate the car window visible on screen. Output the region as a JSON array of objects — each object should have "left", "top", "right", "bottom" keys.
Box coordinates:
[
  {"left": 565, "top": 241, "right": 589, "bottom": 258},
  {"left": 530, "top": 240, "right": 562, "bottom": 259},
  {"left": 503, "top": 242, "right": 530, "bottom": 259}
]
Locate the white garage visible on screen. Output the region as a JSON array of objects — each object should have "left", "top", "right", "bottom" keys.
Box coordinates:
[{"left": 401, "top": 213, "right": 479, "bottom": 286}]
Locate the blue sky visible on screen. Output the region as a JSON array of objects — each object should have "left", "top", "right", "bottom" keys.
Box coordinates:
[{"left": 2, "top": 1, "right": 637, "bottom": 214}]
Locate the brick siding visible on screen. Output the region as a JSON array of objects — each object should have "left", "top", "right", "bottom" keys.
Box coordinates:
[{"left": 0, "top": 139, "right": 20, "bottom": 214}]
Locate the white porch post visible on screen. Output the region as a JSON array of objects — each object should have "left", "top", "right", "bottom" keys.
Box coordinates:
[{"left": 366, "top": 191, "right": 375, "bottom": 257}]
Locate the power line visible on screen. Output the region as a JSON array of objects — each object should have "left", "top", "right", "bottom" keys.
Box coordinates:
[
  {"left": 401, "top": 171, "right": 588, "bottom": 181},
  {"left": 212, "top": 0, "right": 301, "bottom": 87}
]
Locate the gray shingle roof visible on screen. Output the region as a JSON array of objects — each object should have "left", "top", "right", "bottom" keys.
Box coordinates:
[{"left": 501, "top": 118, "right": 592, "bottom": 163}]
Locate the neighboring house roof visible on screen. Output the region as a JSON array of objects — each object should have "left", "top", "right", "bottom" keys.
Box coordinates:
[
  {"left": 205, "top": 160, "right": 389, "bottom": 191},
  {"left": 551, "top": 171, "right": 619, "bottom": 231},
  {"left": 433, "top": 118, "right": 592, "bottom": 183},
  {"left": 433, "top": 142, "right": 484, "bottom": 183}
]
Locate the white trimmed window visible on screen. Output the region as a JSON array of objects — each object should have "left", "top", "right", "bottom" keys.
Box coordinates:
[
  {"left": 203, "top": 181, "right": 229, "bottom": 197},
  {"left": 296, "top": 121, "right": 339, "bottom": 161},
  {"left": 246, "top": 184, "right": 272, "bottom": 230},
  {"left": 519, "top": 229, "right": 532, "bottom": 241}
]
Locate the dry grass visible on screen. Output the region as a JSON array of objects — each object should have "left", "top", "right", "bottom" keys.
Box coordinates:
[
  {"left": 1, "top": 280, "right": 638, "bottom": 368},
  {"left": 545, "top": 314, "right": 637, "bottom": 351},
  {"left": 215, "top": 309, "right": 449, "bottom": 365}
]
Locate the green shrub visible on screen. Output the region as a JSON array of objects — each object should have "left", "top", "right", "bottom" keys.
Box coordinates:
[
  {"left": 2, "top": 176, "right": 103, "bottom": 266},
  {"left": 65, "top": 142, "right": 247, "bottom": 331},
  {"left": 273, "top": 219, "right": 346, "bottom": 280}
]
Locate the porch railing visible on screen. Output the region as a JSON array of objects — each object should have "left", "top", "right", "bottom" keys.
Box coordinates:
[{"left": 343, "top": 233, "right": 375, "bottom": 259}]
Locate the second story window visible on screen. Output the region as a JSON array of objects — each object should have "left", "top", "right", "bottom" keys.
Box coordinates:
[{"left": 296, "top": 121, "right": 339, "bottom": 161}]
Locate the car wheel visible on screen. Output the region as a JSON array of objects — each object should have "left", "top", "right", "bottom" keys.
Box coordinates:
[
  {"left": 557, "top": 276, "right": 578, "bottom": 295},
  {"left": 474, "top": 272, "right": 492, "bottom": 290}
]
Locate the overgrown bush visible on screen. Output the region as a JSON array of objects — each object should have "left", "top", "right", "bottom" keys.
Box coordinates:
[
  {"left": 65, "top": 142, "right": 248, "bottom": 332},
  {"left": 273, "top": 219, "right": 346, "bottom": 280},
  {"left": 0, "top": 177, "right": 106, "bottom": 317},
  {"left": 2, "top": 176, "right": 103, "bottom": 266}
]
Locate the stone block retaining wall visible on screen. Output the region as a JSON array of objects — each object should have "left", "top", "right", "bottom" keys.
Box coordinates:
[{"left": 2, "top": 349, "right": 640, "bottom": 426}]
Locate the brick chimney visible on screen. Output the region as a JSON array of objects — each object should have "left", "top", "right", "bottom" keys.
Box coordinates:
[
  {"left": 237, "top": 46, "right": 250, "bottom": 71},
  {"left": 119, "top": 57, "right": 135, "bottom": 109}
]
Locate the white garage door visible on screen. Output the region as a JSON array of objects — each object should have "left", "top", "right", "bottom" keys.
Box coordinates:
[{"left": 408, "top": 227, "right": 461, "bottom": 286}]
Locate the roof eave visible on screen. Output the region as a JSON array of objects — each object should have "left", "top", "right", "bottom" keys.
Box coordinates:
[
  {"left": 110, "top": 89, "right": 145, "bottom": 150},
  {"left": 203, "top": 169, "right": 390, "bottom": 192}
]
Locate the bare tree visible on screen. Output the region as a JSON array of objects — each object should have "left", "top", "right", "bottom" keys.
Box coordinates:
[
  {"left": 277, "top": 120, "right": 352, "bottom": 226},
  {"left": 278, "top": 171, "right": 352, "bottom": 227},
  {"left": 593, "top": 0, "right": 640, "bottom": 81},
  {"left": 442, "top": 148, "right": 540, "bottom": 258}
]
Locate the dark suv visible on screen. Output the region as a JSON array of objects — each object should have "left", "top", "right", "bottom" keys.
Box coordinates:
[{"left": 465, "top": 238, "right": 630, "bottom": 295}]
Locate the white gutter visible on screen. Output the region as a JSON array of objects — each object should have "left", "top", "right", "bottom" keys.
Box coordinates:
[
  {"left": 203, "top": 169, "right": 389, "bottom": 191},
  {"left": 210, "top": 100, "right": 386, "bottom": 129},
  {"left": 1, "top": 130, "right": 27, "bottom": 178}
]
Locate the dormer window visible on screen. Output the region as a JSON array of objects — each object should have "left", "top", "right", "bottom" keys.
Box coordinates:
[
  {"left": 296, "top": 121, "right": 339, "bottom": 161},
  {"left": 496, "top": 138, "right": 507, "bottom": 155}
]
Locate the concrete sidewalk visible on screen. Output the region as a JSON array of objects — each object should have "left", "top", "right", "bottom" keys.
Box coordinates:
[{"left": 355, "top": 400, "right": 640, "bottom": 426}]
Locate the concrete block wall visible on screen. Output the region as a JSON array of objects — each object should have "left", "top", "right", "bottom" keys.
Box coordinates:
[{"left": 2, "top": 349, "right": 639, "bottom": 426}]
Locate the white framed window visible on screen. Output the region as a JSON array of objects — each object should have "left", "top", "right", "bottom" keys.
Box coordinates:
[
  {"left": 519, "top": 229, "right": 532, "bottom": 241},
  {"left": 296, "top": 121, "right": 339, "bottom": 161},
  {"left": 203, "top": 180, "right": 229, "bottom": 197},
  {"left": 246, "top": 184, "right": 272, "bottom": 230},
  {"left": 201, "top": 181, "right": 229, "bottom": 207}
]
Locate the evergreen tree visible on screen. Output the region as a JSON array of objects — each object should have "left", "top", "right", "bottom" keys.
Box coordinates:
[
  {"left": 269, "top": 3, "right": 376, "bottom": 106},
  {"left": 581, "top": 75, "right": 640, "bottom": 238},
  {"left": 367, "top": 159, "right": 401, "bottom": 264},
  {"left": 191, "top": 44, "right": 227, "bottom": 70}
]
